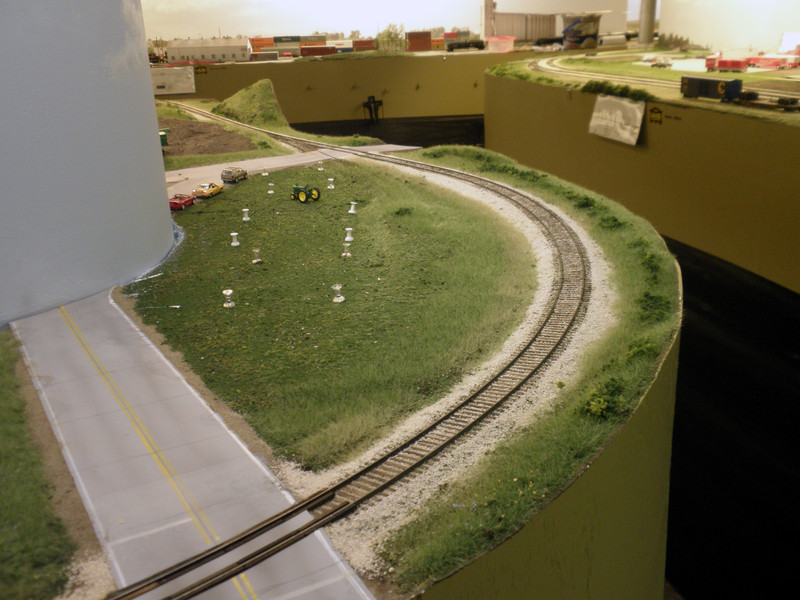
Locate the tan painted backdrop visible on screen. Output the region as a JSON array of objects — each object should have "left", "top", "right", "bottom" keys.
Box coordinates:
[
  {"left": 160, "top": 52, "right": 541, "bottom": 123},
  {"left": 421, "top": 332, "right": 680, "bottom": 600},
  {"left": 485, "top": 76, "right": 800, "bottom": 294}
]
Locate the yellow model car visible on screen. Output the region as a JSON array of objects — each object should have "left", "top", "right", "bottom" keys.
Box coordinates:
[{"left": 192, "top": 182, "right": 223, "bottom": 198}]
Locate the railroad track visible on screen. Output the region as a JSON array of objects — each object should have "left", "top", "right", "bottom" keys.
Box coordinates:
[
  {"left": 533, "top": 55, "right": 800, "bottom": 102},
  {"left": 108, "top": 108, "right": 591, "bottom": 599}
]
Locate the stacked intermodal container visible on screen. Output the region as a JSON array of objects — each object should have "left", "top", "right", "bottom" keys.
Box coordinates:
[
  {"left": 300, "top": 46, "right": 335, "bottom": 57},
  {"left": 249, "top": 37, "right": 274, "bottom": 52},
  {"left": 250, "top": 51, "right": 278, "bottom": 61},
  {"left": 274, "top": 35, "right": 300, "bottom": 57},
  {"left": 353, "top": 39, "right": 375, "bottom": 52},
  {"left": 300, "top": 35, "right": 326, "bottom": 47},
  {"left": 406, "top": 31, "right": 431, "bottom": 52}
]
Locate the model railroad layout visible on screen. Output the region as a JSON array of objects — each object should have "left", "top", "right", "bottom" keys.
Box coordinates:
[
  {"left": 534, "top": 54, "right": 800, "bottom": 107},
  {"left": 107, "top": 106, "right": 592, "bottom": 599}
]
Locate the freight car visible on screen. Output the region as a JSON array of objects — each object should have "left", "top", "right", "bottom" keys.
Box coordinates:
[
  {"left": 747, "top": 55, "right": 798, "bottom": 69},
  {"left": 680, "top": 76, "right": 743, "bottom": 101},
  {"left": 446, "top": 39, "right": 486, "bottom": 51},
  {"left": 705, "top": 56, "right": 748, "bottom": 72}
]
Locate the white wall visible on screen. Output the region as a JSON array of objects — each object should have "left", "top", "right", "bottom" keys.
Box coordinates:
[
  {"left": 0, "top": 0, "right": 174, "bottom": 325},
  {"left": 660, "top": 0, "right": 800, "bottom": 52},
  {"left": 488, "top": 1, "right": 628, "bottom": 36}
]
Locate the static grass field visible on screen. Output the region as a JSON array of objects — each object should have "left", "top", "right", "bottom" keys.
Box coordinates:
[
  {"left": 562, "top": 55, "right": 800, "bottom": 85},
  {"left": 377, "top": 146, "right": 680, "bottom": 591},
  {"left": 0, "top": 332, "right": 75, "bottom": 600},
  {"left": 124, "top": 159, "right": 536, "bottom": 471},
  {"left": 126, "top": 142, "right": 680, "bottom": 591}
]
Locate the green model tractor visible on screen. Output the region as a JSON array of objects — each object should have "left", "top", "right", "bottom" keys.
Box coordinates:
[{"left": 290, "top": 185, "right": 321, "bottom": 203}]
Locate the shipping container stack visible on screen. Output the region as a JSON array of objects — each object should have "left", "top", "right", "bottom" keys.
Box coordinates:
[{"left": 406, "top": 31, "right": 432, "bottom": 52}]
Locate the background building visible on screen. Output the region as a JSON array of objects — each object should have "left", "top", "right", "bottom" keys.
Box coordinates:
[
  {"left": 166, "top": 37, "right": 252, "bottom": 63},
  {"left": 482, "top": 0, "right": 627, "bottom": 41}
]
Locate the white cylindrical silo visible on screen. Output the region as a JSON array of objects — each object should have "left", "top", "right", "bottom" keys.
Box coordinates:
[{"left": 0, "top": 0, "right": 174, "bottom": 325}]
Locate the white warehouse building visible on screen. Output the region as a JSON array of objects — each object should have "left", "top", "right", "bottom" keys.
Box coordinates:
[
  {"left": 482, "top": 0, "right": 628, "bottom": 40},
  {"left": 166, "top": 37, "right": 252, "bottom": 62}
]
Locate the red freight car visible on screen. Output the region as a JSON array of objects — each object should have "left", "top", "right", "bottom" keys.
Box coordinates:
[
  {"left": 300, "top": 46, "right": 335, "bottom": 57},
  {"left": 747, "top": 55, "right": 796, "bottom": 69},
  {"left": 706, "top": 56, "right": 748, "bottom": 72}
]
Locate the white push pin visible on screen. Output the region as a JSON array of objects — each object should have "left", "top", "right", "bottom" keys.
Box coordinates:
[
  {"left": 341, "top": 242, "right": 351, "bottom": 258},
  {"left": 230, "top": 232, "right": 240, "bottom": 246},
  {"left": 348, "top": 202, "right": 357, "bottom": 214},
  {"left": 252, "top": 248, "right": 263, "bottom": 264},
  {"left": 242, "top": 208, "right": 250, "bottom": 222},
  {"left": 332, "top": 284, "right": 344, "bottom": 303},
  {"left": 222, "top": 289, "right": 235, "bottom": 308},
  {"left": 344, "top": 227, "right": 353, "bottom": 242}
]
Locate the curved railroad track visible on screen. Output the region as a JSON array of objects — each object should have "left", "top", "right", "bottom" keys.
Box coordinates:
[
  {"left": 533, "top": 54, "right": 800, "bottom": 102},
  {"left": 108, "top": 108, "right": 592, "bottom": 600}
]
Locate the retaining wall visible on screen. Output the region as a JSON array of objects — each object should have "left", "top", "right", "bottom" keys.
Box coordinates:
[
  {"left": 484, "top": 75, "right": 800, "bottom": 294},
  {"left": 157, "top": 52, "right": 541, "bottom": 124},
  {"left": 421, "top": 330, "right": 681, "bottom": 599}
]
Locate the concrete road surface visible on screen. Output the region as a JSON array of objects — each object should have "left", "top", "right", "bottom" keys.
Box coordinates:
[{"left": 13, "top": 290, "right": 373, "bottom": 600}]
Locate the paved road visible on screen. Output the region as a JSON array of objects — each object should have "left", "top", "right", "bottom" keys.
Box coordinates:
[
  {"left": 166, "top": 145, "right": 419, "bottom": 196},
  {"left": 10, "top": 150, "right": 409, "bottom": 599},
  {"left": 13, "top": 290, "right": 373, "bottom": 600}
]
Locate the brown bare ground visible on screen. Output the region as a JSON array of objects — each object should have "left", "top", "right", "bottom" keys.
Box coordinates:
[{"left": 159, "top": 117, "right": 255, "bottom": 156}]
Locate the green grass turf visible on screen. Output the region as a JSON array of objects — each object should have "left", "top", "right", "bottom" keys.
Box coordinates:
[
  {"left": 0, "top": 332, "right": 75, "bottom": 599},
  {"left": 124, "top": 158, "right": 537, "bottom": 471},
  {"left": 378, "top": 146, "right": 680, "bottom": 592}
]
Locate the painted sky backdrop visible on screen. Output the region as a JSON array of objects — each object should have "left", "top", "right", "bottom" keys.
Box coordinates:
[{"left": 141, "top": 0, "right": 650, "bottom": 40}]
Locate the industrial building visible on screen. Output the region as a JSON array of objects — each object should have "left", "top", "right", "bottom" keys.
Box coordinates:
[
  {"left": 481, "top": 0, "right": 627, "bottom": 41},
  {"left": 166, "top": 36, "right": 251, "bottom": 63}
]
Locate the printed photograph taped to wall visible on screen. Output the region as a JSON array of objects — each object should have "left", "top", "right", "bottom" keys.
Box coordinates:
[{"left": 152, "top": 66, "right": 196, "bottom": 95}]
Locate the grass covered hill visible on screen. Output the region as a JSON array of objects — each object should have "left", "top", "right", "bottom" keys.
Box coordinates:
[
  {"left": 125, "top": 159, "right": 537, "bottom": 471},
  {"left": 126, "top": 144, "right": 680, "bottom": 591},
  {"left": 211, "top": 79, "right": 291, "bottom": 131},
  {"left": 211, "top": 78, "right": 381, "bottom": 146}
]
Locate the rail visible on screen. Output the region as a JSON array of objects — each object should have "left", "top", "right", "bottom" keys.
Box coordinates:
[{"left": 107, "top": 107, "right": 592, "bottom": 599}]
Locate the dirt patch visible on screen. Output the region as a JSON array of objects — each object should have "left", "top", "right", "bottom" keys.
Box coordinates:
[{"left": 159, "top": 117, "right": 255, "bottom": 156}]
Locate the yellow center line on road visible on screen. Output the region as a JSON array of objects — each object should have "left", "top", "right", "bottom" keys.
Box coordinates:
[{"left": 58, "top": 306, "right": 259, "bottom": 600}]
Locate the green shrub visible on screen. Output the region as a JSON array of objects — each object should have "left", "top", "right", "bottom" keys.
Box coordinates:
[
  {"left": 599, "top": 215, "right": 625, "bottom": 229},
  {"left": 579, "top": 377, "right": 625, "bottom": 419},
  {"left": 580, "top": 80, "right": 655, "bottom": 101},
  {"left": 636, "top": 291, "right": 672, "bottom": 322}
]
